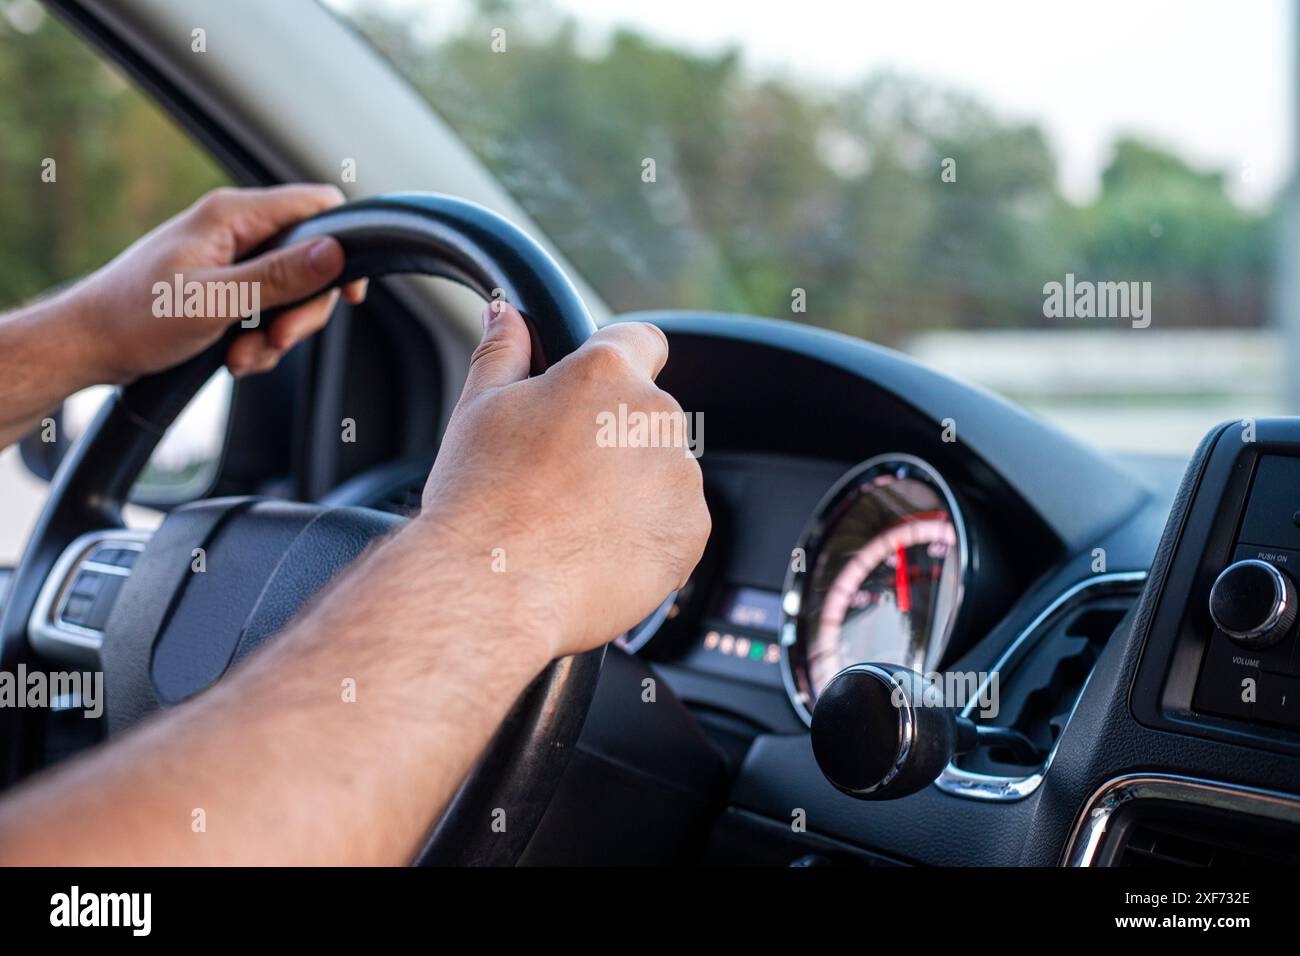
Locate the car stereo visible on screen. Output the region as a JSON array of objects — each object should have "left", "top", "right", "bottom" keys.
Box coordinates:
[{"left": 1134, "top": 422, "right": 1300, "bottom": 752}]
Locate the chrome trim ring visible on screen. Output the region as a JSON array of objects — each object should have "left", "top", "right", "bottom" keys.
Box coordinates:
[
  {"left": 1064, "top": 772, "right": 1300, "bottom": 866},
  {"left": 28, "top": 529, "right": 152, "bottom": 666},
  {"left": 1208, "top": 558, "right": 1293, "bottom": 643},
  {"left": 933, "top": 569, "right": 1148, "bottom": 802},
  {"left": 780, "top": 452, "right": 970, "bottom": 726}
]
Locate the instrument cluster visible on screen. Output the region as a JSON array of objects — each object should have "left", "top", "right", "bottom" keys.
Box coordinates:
[
  {"left": 780, "top": 454, "right": 970, "bottom": 724},
  {"left": 623, "top": 452, "right": 979, "bottom": 726}
]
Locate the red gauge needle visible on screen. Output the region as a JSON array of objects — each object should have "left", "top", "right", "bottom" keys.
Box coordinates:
[{"left": 895, "top": 543, "right": 912, "bottom": 613}]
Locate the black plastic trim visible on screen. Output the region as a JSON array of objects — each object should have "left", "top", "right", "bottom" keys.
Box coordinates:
[
  {"left": 1131, "top": 419, "right": 1300, "bottom": 755},
  {"left": 634, "top": 311, "right": 1151, "bottom": 556}
]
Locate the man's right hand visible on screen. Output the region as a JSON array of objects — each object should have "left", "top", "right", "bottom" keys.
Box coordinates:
[
  {"left": 413, "top": 302, "right": 710, "bottom": 660},
  {"left": 0, "top": 299, "right": 711, "bottom": 867}
]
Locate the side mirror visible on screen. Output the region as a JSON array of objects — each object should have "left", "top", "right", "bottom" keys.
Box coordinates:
[{"left": 18, "top": 371, "right": 234, "bottom": 508}]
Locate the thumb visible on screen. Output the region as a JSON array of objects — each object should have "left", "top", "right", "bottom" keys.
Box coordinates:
[
  {"left": 212, "top": 236, "right": 345, "bottom": 317},
  {"left": 460, "top": 301, "right": 532, "bottom": 400}
]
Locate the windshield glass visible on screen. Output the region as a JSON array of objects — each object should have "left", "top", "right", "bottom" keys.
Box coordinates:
[{"left": 324, "top": 0, "right": 1295, "bottom": 455}]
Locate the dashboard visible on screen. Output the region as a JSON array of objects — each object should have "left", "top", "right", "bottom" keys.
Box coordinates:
[
  {"left": 16, "top": 291, "right": 1300, "bottom": 867},
  {"left": 325, "top": 309, "right": 1300, "bottom": 866},
  {"left": 601, "top": 313, "right": 1087, "bottom": 754}
]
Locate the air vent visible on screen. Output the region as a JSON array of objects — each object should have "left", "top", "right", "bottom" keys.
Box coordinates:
[
  {"left": 1107, "top": 809, "right": 1300, "bottom": 866},
  {"left": 959, "top": 591, "right": 1137, "bottom": 776},
  {"left": 1119, "top": 821, "right": 1236, "bottom": 866},
  {"left": 1068, "top": 775, "right": 1300, "bottom": 865}
]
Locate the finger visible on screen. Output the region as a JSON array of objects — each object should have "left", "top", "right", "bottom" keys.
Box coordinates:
[
  {"left": 459, "top": 301, "right": 532, "bottom": 401},
  {"left": 192, "top": 184, "right": 348, "bottom": 258},
  {"left": 240, "top": 350, "right": 282, "bottom": 379},
  {"left": 579, "top": 321, "right": 670, "bottom": 380},
  {"left": 226, "top": 330, "right": 278, "bottom": 379},
  {"left": 226, "top": 289, "right": 340, "bottom": 377},
  {"left": 266, "top": 289, "right": 340, "bottom": 351},
  {"left": 343, "top": 278, "right": 368, "bottom": 305},
  {"left": 206, "top": 236, "right": 345, "bottom": 317}
]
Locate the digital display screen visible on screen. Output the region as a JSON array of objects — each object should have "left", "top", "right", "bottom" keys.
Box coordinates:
[
  {"left": 713, "top": 586, "right": 783, "bottom": 634},
  {"left": 691, "top": 587, "right": 785, "bottom": 683}
]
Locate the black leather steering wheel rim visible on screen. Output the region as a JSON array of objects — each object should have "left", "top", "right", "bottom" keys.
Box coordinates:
[{"left": 0, "top": 192, "right": 603, "bottom": 865}]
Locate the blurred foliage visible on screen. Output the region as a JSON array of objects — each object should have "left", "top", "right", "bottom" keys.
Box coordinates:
[
  {"left": 0, "top": 2, "right": 226, "bottom": 309},
  {"left": 344, "top": 0, "right": 1275, "bottom": 344},
  {"left": 0, "top": 0, "right": 1275, "bottom": 348}
]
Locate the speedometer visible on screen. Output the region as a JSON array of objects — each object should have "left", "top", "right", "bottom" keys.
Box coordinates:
[{"left": 780, "top": 454, "right": 969, "bottom": 725}]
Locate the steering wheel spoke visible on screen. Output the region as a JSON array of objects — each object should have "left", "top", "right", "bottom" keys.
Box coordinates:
[
  {"left": 28, "top": 529, "right": 151, "bottom": 667},
  {"left": 0, "top": 193, "right": 601, "bottom": 865}
]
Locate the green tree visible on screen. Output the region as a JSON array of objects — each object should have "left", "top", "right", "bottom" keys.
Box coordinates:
[
  {"left": 347, "top": 0, "right": 1273, "bottom": 345},
  {"left": 1074, "top": 139, "right": 1269, "bottom": 328},
  {"left": 0, "top": 3, "right": 226, "bottom": 308}
]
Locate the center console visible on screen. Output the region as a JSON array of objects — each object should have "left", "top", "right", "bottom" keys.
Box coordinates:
[{"left": 1133, "top": 419, "right": 1300, "bottom": 756}]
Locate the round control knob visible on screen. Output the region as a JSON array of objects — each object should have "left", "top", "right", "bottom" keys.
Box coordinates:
[
  {"left": 1208, "top": 559, "right": 1297, "bottom": 647},
  {"left": 810, "top": 664, "right": 959, "bottom": 800}
]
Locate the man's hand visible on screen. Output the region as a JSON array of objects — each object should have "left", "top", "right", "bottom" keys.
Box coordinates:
[
  {"left": 417, "top": 301, "right": 710, "bottom": 657},
  {"left": 69, "top": 183, "right": 366, "bottom": 381},
  {"left": 0, "top": 184, "right": 363, "bottom": 449},
  {"left": 0, "top": 298, "right": 710, "bottom": 865}
]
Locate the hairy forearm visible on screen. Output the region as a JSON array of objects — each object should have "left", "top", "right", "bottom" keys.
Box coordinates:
[
  {"left": 0, "top": 513, "right": 555, "bottom": 865},
  {"left": 0, "top": 290, "right": 105, "bottom": 450}
]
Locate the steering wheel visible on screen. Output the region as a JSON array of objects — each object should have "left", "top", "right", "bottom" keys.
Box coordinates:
[{"left": 0, "top": 193, "right": 602, "bottom": 865}]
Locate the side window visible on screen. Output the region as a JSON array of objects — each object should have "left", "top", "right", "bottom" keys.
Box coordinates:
[{"left": 0, "top": 2, "right": 230, "bottom": 565}]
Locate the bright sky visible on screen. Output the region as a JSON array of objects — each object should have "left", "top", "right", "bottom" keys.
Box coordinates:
[{"left": 329, "top": 0, "right": 1296, "bottom": 208}]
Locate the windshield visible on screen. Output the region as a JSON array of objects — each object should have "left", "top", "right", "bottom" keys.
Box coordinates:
[{"left": 325, "top": 0, "right": 1295, "bottom": 455}]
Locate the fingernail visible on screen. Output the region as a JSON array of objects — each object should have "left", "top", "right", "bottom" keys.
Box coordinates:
[
  {"left": 482, "top": 301, "right": 500, "bottom": 332},
  {"left": 308, "top": 237, "right": 342, "bottom": 275}
]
